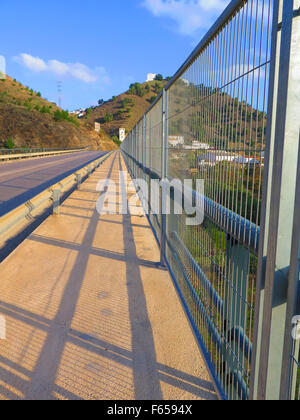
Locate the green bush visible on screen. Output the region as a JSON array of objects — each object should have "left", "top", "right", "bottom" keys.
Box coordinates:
[
  {"left": 111, "top": 136, "right": 121, "bottom": 146},
  {"left": 129, "top": 83, "right": 146, "bottom": 97},
  {"left": 149, "top": 95, "right": 157, "bottom": 104},
  {"left": 4, "top": 138, "right": 15, "bottom": 149},
  {"left": 154, "top": 74, "right": 163, "bottom": 81},
  {"left": 122, "top": 98, "right": 135, "bottom": 108},
  {"left": 153, "top": 82, "right": 162, "bottom": 94},
  {"left": 104, "top": 113, "right": 114, "bottom": 123},
  {"left": 53, "top": 109, "right": 80, "bottom": 127},
  {"left": 36, "top": 92, "right": 41, "bottom": 97},
  {"left": 40, "top": 105, "right": 51, "bottom": 114},
  {"left": 24, "top": 101, "right": 32, "bottom": 110}
]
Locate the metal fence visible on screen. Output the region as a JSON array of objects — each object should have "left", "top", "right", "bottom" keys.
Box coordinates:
[{"left": 121, "top": 0, "right": 300, "bottom": 400}]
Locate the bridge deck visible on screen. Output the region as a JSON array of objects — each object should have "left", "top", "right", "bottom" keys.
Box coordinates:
[{"left": 0, "top": 152, "right": 216, "bottom": 400}]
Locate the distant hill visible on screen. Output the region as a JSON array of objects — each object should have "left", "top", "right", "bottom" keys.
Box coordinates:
[
  {"left": 0, "top": 76, "right": 118, "bottom": 150},
  {"left": 83, "top": 80, "right": 168, "bottom": 139}
]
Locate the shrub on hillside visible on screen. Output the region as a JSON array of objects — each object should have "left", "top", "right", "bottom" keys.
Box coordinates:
[
  {"left": 154, "top": 74, "right": 163, "bottom": 81},
  {"left": 129, "top": 83, "right": 146, "bottom": 97},
  {"left": 122, "top": 98, "right": 135, "bottom": 108},
  {"left": 153, "top": 82, "right": 162, "bottom": 94},
  {"left": 54, "top": 109, "right": 80, "bottom": 127},
  {"left": 40, "top": 105, "right": 51, "bottom": 114},
  {"left": 24, "top": 101, "right": 32, "bottom": 111},
  {"left": 111, "top": 136, "right": 121, "bottom": 146},
  {"left": 4, "top": 138, "right": 15, "bottom": 149},
  {"left": 149, "top": 95, "right": 157, "bottom": 104},
  {"left": 104, "top": 113, "right": 114, "bottom": 123}
]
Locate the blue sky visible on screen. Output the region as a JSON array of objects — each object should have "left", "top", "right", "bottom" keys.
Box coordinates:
[{"left": 0, "top": 0, "right": 230, "bottom": 110}]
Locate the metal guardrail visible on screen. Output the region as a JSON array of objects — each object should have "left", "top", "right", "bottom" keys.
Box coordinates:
[
  {"left": 0, "top": 152, "right": 112, "bottom": 248},
  {"left": 0, "top": 147, "right": 88, "bottom": 161},
  {"left": 121, "top": 0, "right": 300, "bottom": 401}
]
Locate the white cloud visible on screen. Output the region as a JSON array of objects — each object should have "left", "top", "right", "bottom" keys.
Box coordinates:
[
  {"left": 14, "top": 53, "right": 109, "bottom": 84},
  {"left": 16, "top": 53, "right": 47, "bottom": 72},
  {"left": 142, "top": 0, "right": 230, "bottom": 35}
]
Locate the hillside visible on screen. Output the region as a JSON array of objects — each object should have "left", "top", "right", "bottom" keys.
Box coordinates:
[
  {"left": 168, "top": 79, "right": 266, "bottom": 151},
  {"left": 83, "top": 80, "right": 168, "bottom": 139},
  {"left": 0, "top": 76, "right": 118, "bottom": 150}
]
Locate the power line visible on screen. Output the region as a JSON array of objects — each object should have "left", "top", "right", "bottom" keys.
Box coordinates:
[{"left": 57, "top": 81, "right": 62, "bottom": 108}]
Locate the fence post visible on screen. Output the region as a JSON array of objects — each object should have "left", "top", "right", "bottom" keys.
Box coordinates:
[
  {"left": 250, "top": 0, "right": 300, "bottom": 400},
  {"left": 52, "top": 189, "right": 60, "bottom": 215},
  {"left": 160, "top": 89, "right": 168, "bottom": 267},
  {"left": 143, "top": 115, "right": 147, "bottom": 213},
  {"left": 76, "top": 173, "right": 82, "bottom": 190}
]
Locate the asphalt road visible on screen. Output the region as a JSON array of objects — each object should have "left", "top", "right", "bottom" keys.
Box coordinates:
[{"left": 0, "top": 151, "right": 107, "bottom": 216}]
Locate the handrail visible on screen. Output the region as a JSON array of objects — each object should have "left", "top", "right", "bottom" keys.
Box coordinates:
[
  {"left": 0, "top": 148, "right": 87, "bottom": 161},
  {"left": 0, "top": 147, "right": 88, "bottom": 161},
  {"left": 123, "top": 150, "right": 259, "bottom": 253}
]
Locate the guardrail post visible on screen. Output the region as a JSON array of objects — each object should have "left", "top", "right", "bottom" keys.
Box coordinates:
[
  {"left": 76, "top": 173, "right": 82, "bottom": 190},
  {"left": 52, "top": 189, "right": 60, "bottom": 215},
  {"left": 160, "top": 88, "right": 168, "bottom": 267},
  {"left": 250, "top": 0, "right": 300, "bottom": 400}
]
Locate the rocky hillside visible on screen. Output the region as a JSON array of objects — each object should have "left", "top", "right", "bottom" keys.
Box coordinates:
[{"left": 0, "top": 76, "right": 118, "bottom": 150}]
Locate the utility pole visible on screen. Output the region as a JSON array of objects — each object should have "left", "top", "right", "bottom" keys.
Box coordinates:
[{"left": 57, "top": 81, "right": 62, "bottom": 108}]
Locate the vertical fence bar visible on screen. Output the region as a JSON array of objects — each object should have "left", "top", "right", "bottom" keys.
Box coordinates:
[
  {"left": 249, "top": 0, "right": 282, "bottom": 400},
  {"left": 160, "top": 89, "right": 168, "bottom": 266},
  {"left": 280, "top": 131, "right": 300, "bottom": 399},
  {"left": 252, "top": 0, "right": 300, "bottom": 400}
]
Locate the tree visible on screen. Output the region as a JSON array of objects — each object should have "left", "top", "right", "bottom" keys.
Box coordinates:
[
  {"left": 129, "top": 83, "right": 146, "bottom": 97},
  {"left": 154, "top": 74, "right": 163, "bottom": 81},
  {"left": 98, "top": 99, "right": 104, "bottom": 106}
]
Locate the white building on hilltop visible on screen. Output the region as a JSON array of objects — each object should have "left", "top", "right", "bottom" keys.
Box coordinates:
[
  {"left": 119, "top": 128, "right": 126, "bottom": 143},
  {"left": 146, "top": 73, "right": 157, "bottom": 82},
  {"left": 94, "top": 122, "right": 101, "bottom": 133}
]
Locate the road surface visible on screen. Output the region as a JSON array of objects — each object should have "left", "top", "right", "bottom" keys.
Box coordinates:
[{"left": 0, "top": 151, "right": 107, "bottom": 216}]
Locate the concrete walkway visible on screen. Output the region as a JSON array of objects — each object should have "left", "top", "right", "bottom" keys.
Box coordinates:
[{"left": 0, "top": 152, "right": 217, "bottom": 400}]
